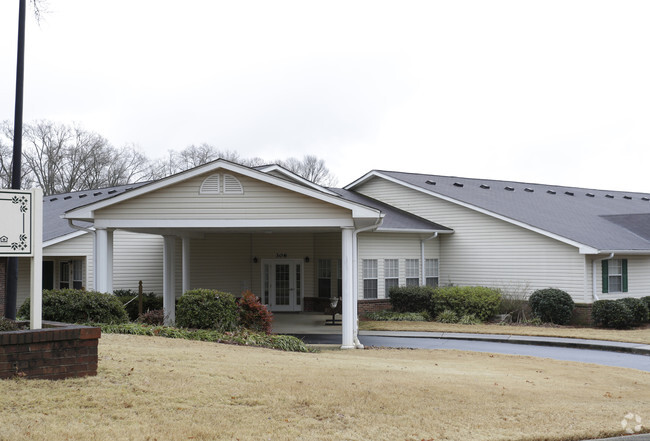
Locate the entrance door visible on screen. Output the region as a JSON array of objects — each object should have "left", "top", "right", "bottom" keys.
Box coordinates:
[{"left": 262, "top": 259, "right": 303, "bottom": 312}]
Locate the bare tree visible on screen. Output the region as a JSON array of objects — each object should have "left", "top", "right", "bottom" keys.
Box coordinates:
[{"left": 276, "top": 154, "right": 338, "bottom": 187}]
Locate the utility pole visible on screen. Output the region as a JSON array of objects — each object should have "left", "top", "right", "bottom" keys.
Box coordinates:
[{"left": 5, "top": 0, "right": 27, "bottom": 319}]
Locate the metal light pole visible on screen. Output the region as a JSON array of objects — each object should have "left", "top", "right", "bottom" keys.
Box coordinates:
[{"left": 5, "top": 0, "right": 27, "bottom": 319}]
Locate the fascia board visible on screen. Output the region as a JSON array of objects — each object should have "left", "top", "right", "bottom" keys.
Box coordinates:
[
  {"left": 352, "top": 171, "right": 598, "bottom": 254},
  {"left": 65, "top": 160, "right": 380, "bottom": 220},
  {"left": 596, "top": 249, "right": 650, "bottom": 255},
  {"left": 93, "top": 218, "right": 357, "bottom": 229},
  {"left": 375, "top": 228, "right": 454, "bottom": 234},
  {"left": 43, "top": 230, "right": 88, "bottom": 248}
]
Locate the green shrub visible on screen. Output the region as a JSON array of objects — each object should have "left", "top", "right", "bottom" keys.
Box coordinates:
[
  {"left": 428, "top": 286, "right": 501, "bottom": 322},
  {"left": 592, "top": 300, "right": 634, "bottom": 329},
  {"left": 0, "top": 318, "right": 20, "bottom": 332},
  {"left": 640, "top": 297, "right": 650, "bottom": 322},
  {"left": 458, "top": 314, "right": 481, "bottom": 325},
  {"left": 616, "top": 298, "right": 649, "bottom": 326},
  {"left": 238, "top": 290, "right": 273, "bottom": 334},
  {"left": 389, "top": 285, "right": 434, "bottom": 312},
  {"left": 176, "top": 289, "right": 239, "bottom": 331},
  {"left": 364, "top": 310, "right": 429, "bottom": 321},
  {"left": 528, "top": 288, "right": 574, "bottom": 325},
  {"left": 114, "top": 289, "right": 163, "bottom": 321},
  {"left": 436, "top": 309, "right": 459, "bottom": 323},
  {"left": 18, "top": 289, "right": 128, "bottom": 324}
]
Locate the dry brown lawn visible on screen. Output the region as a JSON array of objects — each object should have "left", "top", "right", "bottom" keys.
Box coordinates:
[
  {"left": 360, "top": 320, "right": 650, "bottom": 344},
  {"left": 1, "top": 333, "right": 649, "bottom": 441}
]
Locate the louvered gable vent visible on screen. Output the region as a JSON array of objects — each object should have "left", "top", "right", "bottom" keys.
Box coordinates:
[
  {"left": 200, "top": 174, "right": 221, "bottom": 194},
  {"left": 223, "top": 174, "right": 244, "bottom": 194}
]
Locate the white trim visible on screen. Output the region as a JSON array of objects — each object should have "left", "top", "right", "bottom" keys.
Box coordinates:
[
  {"left": 64, "top": 160, "right": 380, "bottom": 220},
  {"left": 93, "top": 218, "right": 357, "bottom": 229},
  {"left": 346, "top": 171, "right": 599, "bottom": 254},
  {"left": 43, "top": 230, "right": 88, "bottom": 248},
  {"left": 375, "top": 228, "right": 453, "bottom": 234}
]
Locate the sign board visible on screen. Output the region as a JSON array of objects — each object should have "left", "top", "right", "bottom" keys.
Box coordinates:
[
  {"left": 0, "top": 188, "right": 42, "bottom": 329},
  {"left": 0, "top": 189, "right": 34, "bottom": 257}
]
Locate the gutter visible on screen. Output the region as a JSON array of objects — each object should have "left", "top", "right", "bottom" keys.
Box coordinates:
[
  {"left": 592, "top": 253, "right": 614, "bottom": 301},
  {"left": 420, "top": 232, "right": 439, "bottom": 285},
  {"left": 352, "top": 216, "right": 384, "bottom": 349}
]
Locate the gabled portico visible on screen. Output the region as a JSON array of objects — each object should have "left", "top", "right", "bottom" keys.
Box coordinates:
[{"left": 64, "top": 160, "right": 383, "bottom": 349}]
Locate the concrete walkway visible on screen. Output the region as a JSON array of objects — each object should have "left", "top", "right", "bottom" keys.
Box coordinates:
[{"left": 271, "top": 312, "right": 650, "bottom": 356}]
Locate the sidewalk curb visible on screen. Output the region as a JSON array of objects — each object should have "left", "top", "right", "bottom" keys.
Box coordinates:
[{"left": 358, "top": 330, "right": 650, "bottom": 356}]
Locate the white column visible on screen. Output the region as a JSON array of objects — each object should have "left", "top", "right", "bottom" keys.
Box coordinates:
[
  {"left": 341, "top": 227, "right": 355, "bottom": 349},
  {"left": 163, "top": 235, "right": 176, "bottom": 325},
  {"left": 182, "top": 235, "right": 190, "bottom": 294},
  {"left": 94, "top": 228, "right": 113, "bottom": 293},
  {"left": 30, "top": 188, "right": 43, "bottom": 330}
]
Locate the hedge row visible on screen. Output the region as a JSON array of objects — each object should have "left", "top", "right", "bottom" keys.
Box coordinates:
[
  {"left": 389, "top": 285, "right": 501, "bottom": 322},
  {"left": 592, "top": 297, "right": 650, "bottom": 329}
]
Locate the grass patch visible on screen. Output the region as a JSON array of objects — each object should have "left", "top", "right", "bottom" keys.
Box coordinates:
[
  {"left": 0, "top": 334, "right": 648, "bottom": 440},
  {"left": 99, "top": 323, "right": 310, "bottom": 352},
  {"left": 359, "top": 320, "right": 650, "bottom": 344}
]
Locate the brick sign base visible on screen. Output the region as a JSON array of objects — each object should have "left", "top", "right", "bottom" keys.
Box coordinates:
[{"left": 0, "top": 322, "right": 100, "bottom": 380}]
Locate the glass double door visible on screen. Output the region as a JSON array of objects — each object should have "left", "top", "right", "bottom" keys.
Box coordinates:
[{"left": 263, "top": 259, "right": 303, "bottom": 312}]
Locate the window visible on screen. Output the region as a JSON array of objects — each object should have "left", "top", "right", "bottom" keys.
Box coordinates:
[
  {"left": 72, "top": 260, "right": 83, "bottom": 289},
  {"left": 337, "top": 259, "right": 342, "bottom": 298},
  {"left": 60, "top": 260, "right": 83, "bottom": 289},
  {"left": 425, "top": 259, "right": 439, "bottom": 287},
  {"left": 59, "top": 261, "right": 70, "bottom": 289},
  {"left": 318, "top": 259, "right": 332, "bottom": 298},
  {"left": 363, "top": 259, "right": 378, "bottom": 299},
  {"left": 384, "top": 259, "right": 399, "bottom": 294},
  {"left": 406, "top": 259, "right": 419, "bottom": 286},
  {"left": 602, "top": 259, "right": 628, "bottom": 293}
]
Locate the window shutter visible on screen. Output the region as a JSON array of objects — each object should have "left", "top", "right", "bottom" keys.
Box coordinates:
[
  {"left": 622, "top": 259, "right": 628, "bottom": 293},
  {"left": 601, "top": 260, "right": 608, "bottom": 293}
]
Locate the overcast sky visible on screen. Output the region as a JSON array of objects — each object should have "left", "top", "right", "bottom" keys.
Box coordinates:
[{"left": 2, "top": 1, "right": 650, "bottom": 191}]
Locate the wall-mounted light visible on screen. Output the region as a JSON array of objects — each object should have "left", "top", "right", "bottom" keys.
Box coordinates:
[
  {"left": 304, "top": 256, "right": 310, "bottom": 263},
  {"left": 253, "top": 257, "right": 258, "bottom": 263}
]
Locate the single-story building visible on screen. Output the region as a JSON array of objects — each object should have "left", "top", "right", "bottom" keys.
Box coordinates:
[{"left": 14, "top": 160, "right": 650, "bottom": 347}]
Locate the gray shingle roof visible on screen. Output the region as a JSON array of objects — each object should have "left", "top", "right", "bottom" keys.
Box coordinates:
[
  {"left": 330, "top": 188, "right": 451, "bottom": 233},
  {"left": 371, "top": 171, "right": 650, "bottom": 252},
  {"left": 43, "top": 182, "right": 150, "bottom": 242}
]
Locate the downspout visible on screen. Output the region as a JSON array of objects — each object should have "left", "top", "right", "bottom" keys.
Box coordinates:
[
  {"left": 592, "top": 253, "right": 614, "bottom": 301},
  {"left": 352, "top": 216, "right": 384, "bottom": 349},
  {"left": 420, "top": 232, "right": 439, "bottom": 285}
]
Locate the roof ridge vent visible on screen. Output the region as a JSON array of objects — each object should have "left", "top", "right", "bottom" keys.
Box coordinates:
[
  {"left": 605, "top": 194, "right": 614, "bottom": 198},
  {"left": 93, "top": 192, "right": 102, "bottom": 196},
  {"left": 547, "top": 190, "right": 556, "bottom": 195},
  {"left": 504, "top": 186, "right": 514, "bottom": 191},
  {"left": 642, "top": 197, "right": 650, "bottom": 201},
  {"left": 586, "top": 193, "right": 595, "bottom": 197},
  {"left": 49, "top": 197, "right": 58, "bottom": 201},
  {"left": 108, "top": 190, "right": 117, "bottom": 194},
  {"left": 453, "top": 182, "right": 464, "bottom": 187},
  {"left": 425, "top": 180, "right": 436, "bottom": 185},
  {"left": 564, "top": 191, "right": 574, "bottom": 196},
  {"left": 623, "top": 195, "right": 632, "bottom": 200},
  {"left": 480, "top": 184, "right": 490, "bottom": 189},
  {"left": 64, "top": 196, "right": 72, "bottom": 200},
  {"left": 524, "top": 188, "right": 534, "bottom": 192},
  {"left": 79, "top": 194, "right": 87, "bottom": 198}
]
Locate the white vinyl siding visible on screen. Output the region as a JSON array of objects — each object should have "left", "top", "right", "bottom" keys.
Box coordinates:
[
  {"left": 356, "top": 177, "right": 589, "bottom": 302},
  {"left": 95, "top": 171, "right": 351, "bottom": 221},
  {"left": 362, "top": 259, "right": 378, "bottom": 299},
  {"left": 406, "top": 259, "right": 419, "bottom": 286}
]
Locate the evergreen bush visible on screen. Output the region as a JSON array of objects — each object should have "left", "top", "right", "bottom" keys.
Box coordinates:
[
  {"left": 528, "top": 288, "right": 574, "bottom": 325},
  {"left": 114, "top": 289, "right": 163, "bottom": 321},
  {"left": 176, "top": 289, "right": 239, "bottom": 331},
  {"left": 389, "top": 285, "right": 433, "bottom": 312},
  {"left": 428, "top": 286, "right": 501, "bottom": 322},
  {"left": 592, "top": 300, "right": 634, "bottom": 329},
  {"left": 18, "top": 289, "right": 128, "bottom": 324},
  {"left": 616, "top": 298, "right": 649, "bottom": 326}
]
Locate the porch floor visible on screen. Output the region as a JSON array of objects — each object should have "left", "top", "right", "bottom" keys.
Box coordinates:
[{"left": 271, "top": 312, "right": 342, "bottom": 335}]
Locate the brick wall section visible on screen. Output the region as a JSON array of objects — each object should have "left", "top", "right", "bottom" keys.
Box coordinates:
[
  {"left": 0, "top": 322, "right": 101, "bottom": 380},
  {"left": 358, "top": 299, "right": 392, "bottom": 315},
  {"left": 0, "top": 257, "right": 6, "bottom": 318},
  {"left": 571, "top": 303, "right": 593, "bottom": 326}
]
